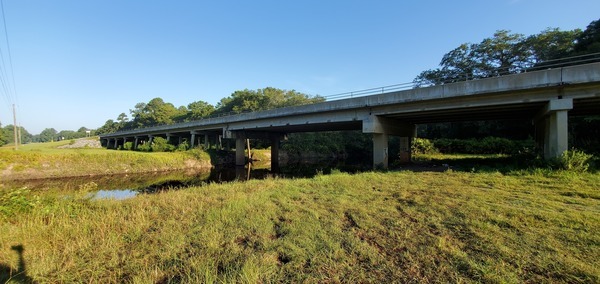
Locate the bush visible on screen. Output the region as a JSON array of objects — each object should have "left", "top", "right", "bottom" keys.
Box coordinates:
[
  {"left": 412, "top": 138, "right": 438, "bottom": 155},
  {"left": 123, "top": 141, "right": 134, "bottom": 150},
  {"left": 553, "top": 149, "right": 593, "bottom": 172},
  {"left": 177, "top": 141, "right": 189, "bottom": 151},
  {"left": 137, "top": 142, "right": 152, "bottom": 152},
  {"left": 151, "top": 137, "right": 175, "bottom": 152}
]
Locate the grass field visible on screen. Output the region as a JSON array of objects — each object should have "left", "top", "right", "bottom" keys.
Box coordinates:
[{"left": 1, "top": 169, "right": 598, "bottom": 283}]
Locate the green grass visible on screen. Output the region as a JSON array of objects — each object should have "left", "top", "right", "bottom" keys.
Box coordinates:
[
  {"left": 0, "top": 139, "right": 212, "bottom": 180},
  {"left": 1, "top": 170, "right": 598, "bottom": 282}
]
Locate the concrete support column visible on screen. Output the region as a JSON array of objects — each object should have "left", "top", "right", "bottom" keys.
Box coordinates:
[
  {"left": 271, "top": 136, "right": 280, "bottom": 171},
  {"left": 535, "top": 99, "right": 572, "bottom": 159},
  {"left": 190, "top": 132, "right": 196, "bottom": 149},
  {"left": 204, "top": 134, "right": 210, "bottom": 149},
  {"left": 113, "top": 138, "right": 119, "bottom": 150},
  {"left": 363, "top": 115, "right": 415, "bottom": 169},
  {"left": 399, "top": 125, "right": 416, "bottom": 164},
  {"left": 148, "top": 135, "right": 154, "bottom": 147},
  {"left": 235, "top": 137, "right": 246, "bottom": 166},
  {"left": 178, "top": 136, "right": 182, "bottom": 146},
  {"left": 372, "top": 133, "right": 389, "bottom": 169},
  {"left": 134, "top": 137, "right": 139, "bottom": 150}
]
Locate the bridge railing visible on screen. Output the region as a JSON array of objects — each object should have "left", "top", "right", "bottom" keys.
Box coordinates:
[{"left": 104, "top": 52, "right": 600, "bottom": 135}]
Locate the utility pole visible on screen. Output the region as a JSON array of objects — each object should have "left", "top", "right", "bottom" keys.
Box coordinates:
[
  {"left": 18, "top": 123, "right": 21, "bottom": 145},
  {"left": 12, "top": 104, "right": 18, "bottom": 150}
]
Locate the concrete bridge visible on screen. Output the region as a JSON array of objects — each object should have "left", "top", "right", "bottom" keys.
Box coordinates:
[{"left": 100, "top": 62, "right": 600, "bottom": 169}]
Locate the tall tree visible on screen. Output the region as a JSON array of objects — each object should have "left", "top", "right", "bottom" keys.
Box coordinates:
[
  {"left": 186, "top": 100, "right": 215, "bottom": 121},
  {"left": 116, "top": 113, "right": 129, "bottom": 128},
  {"left": 414, "top": 28, "right": 585, "bottom": 86},
  {"left": 525, "top": 28, "right": 580, "bottom": 63},
  {"left": 130, "top": 98, "right": 179, "bottom": 127},
  {"left": 96, "top": 119, "right": 119, "bottom": 135},
  {"left": 0, "top": 122, "right": 6, "bottom": 146},
  {"left": 38, "top": 128, "right": 58, "bottom": 143},
  {"left": 573, "top": 18, "right": 600, "bottom": 54},
  {"left": 216, "top": 87, "right": 324, "bottom": 114}
]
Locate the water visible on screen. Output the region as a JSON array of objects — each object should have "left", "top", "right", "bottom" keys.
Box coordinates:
[{"left": 1, "top": 159, "right": 370, "bottom": 200}]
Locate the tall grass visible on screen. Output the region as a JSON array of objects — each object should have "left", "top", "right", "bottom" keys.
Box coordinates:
[{"left": 1, "top": 170, "right": 598, "bottom": 282}]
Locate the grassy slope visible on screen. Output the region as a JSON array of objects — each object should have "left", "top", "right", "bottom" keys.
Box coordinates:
[
  {"left": 1, "top": 170, "right": 598, "bottom": 283},
  {"left": 0, "top": 139, "right": 211, "bottom": 180}
]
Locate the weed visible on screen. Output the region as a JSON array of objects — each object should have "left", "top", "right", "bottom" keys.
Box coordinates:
[{"left": 553, "top": 149, "right": 593, "bottom": 172}]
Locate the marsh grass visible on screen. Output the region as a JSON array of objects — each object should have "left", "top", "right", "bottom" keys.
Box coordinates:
[{"left": 1, "top": 170, "right": 599, "bottom": 282}]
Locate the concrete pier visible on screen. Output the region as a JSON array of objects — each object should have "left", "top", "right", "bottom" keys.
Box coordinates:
[{"left": 535, "top": 98, "right": 573, "bottom": 159}]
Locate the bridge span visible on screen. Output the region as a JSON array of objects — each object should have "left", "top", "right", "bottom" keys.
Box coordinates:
[{"left": 100, "top": 62, "right": 600, "bottom": 169}]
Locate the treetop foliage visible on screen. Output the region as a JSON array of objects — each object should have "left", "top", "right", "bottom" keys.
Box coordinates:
[
  {"left": 96, "top": 87, "right": 324, "bottom": 134},
  {"left": 414, "top": 18, "right": 599, "bottom": 86}
]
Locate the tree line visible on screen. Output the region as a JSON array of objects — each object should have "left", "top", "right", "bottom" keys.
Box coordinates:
[
  {"left": 414, "top": 19, "right": 599, "bottom": 85},
  {"left": 96, "top": 87, "right": 324, "bottom": 134},
  {"left": 0, "top": 124, "right": 93, "bottom": 146}
]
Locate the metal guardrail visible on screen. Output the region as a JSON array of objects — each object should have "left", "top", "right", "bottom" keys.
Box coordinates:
[{"left": 105, "top": 52, "right": 600, "bottom": 135}]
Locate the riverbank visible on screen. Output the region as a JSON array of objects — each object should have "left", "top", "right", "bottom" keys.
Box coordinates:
[
  {"left": 0, "top": 139, "right": 212, "bottom": 180},
  {"left": 1, "top": 170, "right": 598, "bottom": 282}
]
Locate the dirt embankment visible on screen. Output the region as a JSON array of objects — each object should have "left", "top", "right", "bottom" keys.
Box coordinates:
[{"left": 57, "top": 139, "right": 102, "bottom": 149}]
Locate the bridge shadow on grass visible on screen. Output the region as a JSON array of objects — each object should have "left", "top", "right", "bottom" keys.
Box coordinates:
[{"left": 0, "top": 244, "right": 36, "bottom": 284}]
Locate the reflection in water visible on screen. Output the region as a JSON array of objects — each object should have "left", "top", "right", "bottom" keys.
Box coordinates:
[
  {"left": 1, "top": 158, "right": 368, "bottom": 199},
  {"left": 94, "top": 189, "right": 139, "bottom": 200}
]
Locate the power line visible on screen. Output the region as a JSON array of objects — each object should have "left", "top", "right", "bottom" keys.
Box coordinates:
[{"left": 1, "top": 0, "right": 17, "bottom": 106}]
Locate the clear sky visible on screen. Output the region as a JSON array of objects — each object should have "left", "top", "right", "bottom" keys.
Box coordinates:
[{"left": 0, "top": 0, "right": 598, "bottom": 134}]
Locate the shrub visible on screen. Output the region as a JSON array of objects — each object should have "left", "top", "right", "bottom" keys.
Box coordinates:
[
  {"left": 554, "top": 149, "right": 593, "bottom": 172},
  {"left": 137, "top": 142, "right": 152, "bottom": 152},
  {"left": 123, "top": 142, "right": 134, "bottom": 150},
  {"left": 411, "top": 138, "right": 438, "bottom": 155},
  {"left": 177, "top": 141, "right": 189, "bottom": 151},
  {"left": 151, "top": 137, "right": 173, "bottom": 152}
]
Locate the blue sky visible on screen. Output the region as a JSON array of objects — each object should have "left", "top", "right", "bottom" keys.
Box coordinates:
[{"left": 0, "top": 0, "right": 598, "bottom": 134}]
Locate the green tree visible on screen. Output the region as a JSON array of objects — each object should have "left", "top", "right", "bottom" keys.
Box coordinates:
[
  {"left": 573, "top": 18, "right": 600, "bottom": 54},
  {"left": 472, "top": 30, "right": 530, "bottom": 76},
  {"left": 0, "top": 122, "right": 6, "bottom": 146},
  {"left": 414, "top": 30, "right": 533, "bottom": 86},
  {"left": 186, "top": 100, "right": 215, "bottom": 121},
  {"left": 130, "top": 98, "right": 179, "bottom": 127},
  {"left": 1, "top": 125, "right": 33, "bottom": 144},
  {"left": 96, "top": 119, "right": 120, "bottom": 135},
  {"left": 216, "top": 87, "right": 324, "bottom": 114},
  {"left": 525, "top": 28, "right": 580, "bottom": 63},
  {"left": 116, "top": 113, "right": 129, "bottom": 128},
  {"left": 38, "top": 128, "right": 58, "bottom": 142}
]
